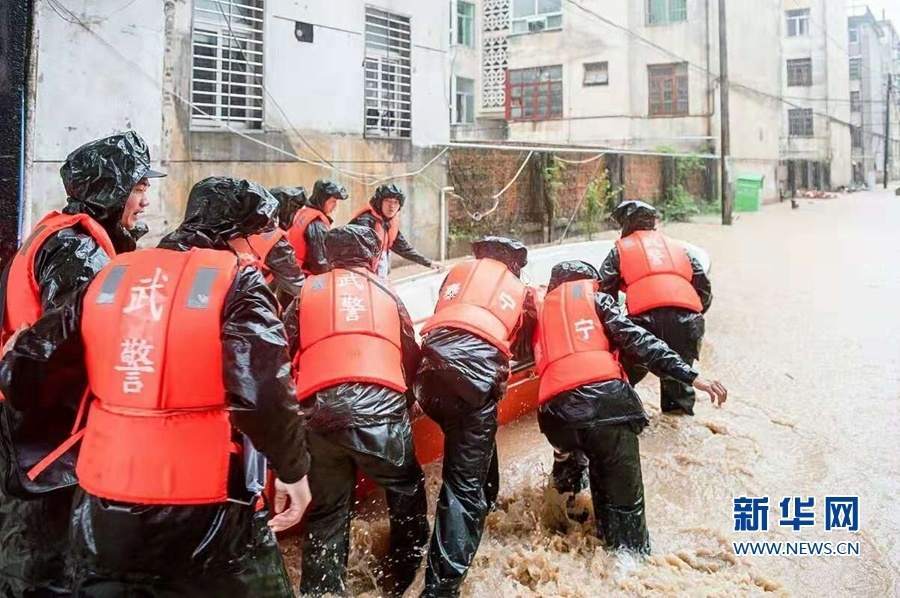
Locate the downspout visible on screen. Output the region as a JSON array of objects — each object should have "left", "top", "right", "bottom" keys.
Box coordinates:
[
  {"left": 439, "top": 186, "right": 453, "bottom": 261},
  {"left": 705, "top": 0, "right": 712, "bottom": 141}
]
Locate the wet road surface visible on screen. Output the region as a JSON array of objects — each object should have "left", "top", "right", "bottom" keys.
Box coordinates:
[{"left": 284, "top": 187, "right": 900, "bottom": 597}]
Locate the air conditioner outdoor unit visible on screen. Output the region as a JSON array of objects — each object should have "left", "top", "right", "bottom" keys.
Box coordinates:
[{"left": 527, "top": 17, "right": 547, "bottom": 33}]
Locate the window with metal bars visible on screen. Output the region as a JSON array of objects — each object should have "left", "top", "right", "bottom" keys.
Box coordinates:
[
  {"left": 786, "top": 58, "right": 812, "bottom": 86},
  {"left": 648, "top": 62, "right": 688, "bottom": 116},
  {"left": 505, "top": 65, "right": 562, "bottom": 121},
  {"left": 190, "top": 0, "right": 265, "bottom": 129},
  {"left": 364, "top": 6, "right": 412, "bottom": 139},
  {"left": 851, "top": 125, "right": 863, "bottom": 148},
  {"left": 850, "top": 91, "right": 861, "bottom": 112},
  {"left": 647, "top": 0, "right": 687, "bottom": 25},
  {"left": 849, "top": 57, "right": 861, "bottom": 80},
  {"left": 788, "top": 108, "right": 813, "bottom": 137}
]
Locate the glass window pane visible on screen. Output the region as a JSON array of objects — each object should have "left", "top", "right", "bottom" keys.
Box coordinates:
[
  {"left": 513, "top": 0, "right": 536, "bottom": 18},
  {"left": 538, "top": 0, "right": 561, "bottom": 13}
]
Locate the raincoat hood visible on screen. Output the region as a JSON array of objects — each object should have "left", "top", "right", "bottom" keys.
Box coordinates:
[
  {"left": 59, "top": 131, "right": 164, "bottom": 227},
  {"left": 325, "top": 224, "right": 380, "bottom": 270},
  {"left": 612, "top": 200, "right": 658, "bottom": 237},
  {"left": 159, "top": 177, "right": 277, "bottom": 250},
  {"left": 471, "top": 236, "right": 528, "bottom": 277},
  {"left": 369, "top": 184, "right": 405, "bottom": 217},
  {"left": 548, "top": 260, "right": 600, "bottom": 293},
  {"left": 269, "top": 186, "right": 307, "bottom": 230},
  {"left": 307, "top": 180, "right": 348, "bottom": 212}
]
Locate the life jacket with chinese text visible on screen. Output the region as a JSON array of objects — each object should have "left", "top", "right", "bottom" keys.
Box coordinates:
[
  {"left": 228, "top": 228, "right": 285, "bottom": 282},
  {"left": 350, "top": 205, "right": 399, "bottom": 262},
  {"left": 534, "top": 279, "right": 624, "bottom": 404},
  {"left": 616, "top": 230, "right": 702, "bottom": 315},
  {"left": 286, "top": 207, "right": 331, "bottom": 274},
  {"left": 420, "top": 258, "right": 526, "bottom": 356},
  {"left": 1, "top": 211, "right": 116, "bottom": 351},
  {"left": 294, "top": 267, "right": 406, "bottom": 399},
  {"left": 75, "top": 248, "right": 239, "bottom": 505}
]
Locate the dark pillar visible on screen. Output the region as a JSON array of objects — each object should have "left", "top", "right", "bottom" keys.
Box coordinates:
[{"left": 0, "top": 0, "right": 33, "bottom": 263}]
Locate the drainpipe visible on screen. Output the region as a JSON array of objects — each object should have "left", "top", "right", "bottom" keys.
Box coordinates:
[{"left": 439, "top": 186, "right": 454, "bottom": 262}]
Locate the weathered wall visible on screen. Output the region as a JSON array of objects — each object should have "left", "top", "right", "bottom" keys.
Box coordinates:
[{"left": 27, "top": 0, "right": 450, "bottom": 259}]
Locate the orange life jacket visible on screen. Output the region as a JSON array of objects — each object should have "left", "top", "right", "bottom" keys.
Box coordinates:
[
  {"left": 294, "top": 267, "right": 406, "bottom": 399},
  {"left": 533, "top": 279, "right": 625, "bottom": 404},
  {"left": 228, "top": 228, "right": 285, "bottom": 282},
  {"left": 351, "top": 205, "right": 399, "bottom": 258},
  {"left": 286, "top": 207, "right": 331, "bottom": 274},
  {"left": 2, "top": 211, "right": 115, "bottom": 347},
  {"left": 616, "top": 230, "right": 703, "bottom": 315},
  {"left": 420, "top": 258, "right": 526, "bottom": 356},
  {"left": 76, "top": 248, "right": 239, "bottom": 505}
]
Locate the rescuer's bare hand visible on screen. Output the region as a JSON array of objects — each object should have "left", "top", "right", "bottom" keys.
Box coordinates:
[
  {"left": 269, "top": 476, "right": 312, "bottom": 532},
  {"left": 693, "top": 377, "right": 728, "bottom": 407}
]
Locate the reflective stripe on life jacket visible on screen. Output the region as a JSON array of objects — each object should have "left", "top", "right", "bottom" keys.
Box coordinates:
[
  {"left": 294, "top": 267, "right": 406, "bottom": 399},
  {"left": 2, "top": 211, "right": 116, "bottom": 345},
  {"left": 286, "top": 207, "right": 330, "bottom": 274},
  {"left": 420, "top": 258, "right": 526, "bottom": 356},
  {"left": 76, "top": 248, "right": 238, "bottom": 505},
  {"left": 533, "top": 279, "right": 624, "bottom": 404},
  {"left": 616, "top": 230, "right": 703, "bottom": 315},
  {"left": 228, "top": 228, "right": 285, "bottom": 282},
  {"left": 350, "top": 205, "right": 399, "bottom": 260}
]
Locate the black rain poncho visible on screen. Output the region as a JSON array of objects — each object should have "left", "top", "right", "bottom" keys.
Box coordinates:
[
  {"left": 600, "top": 200, "right": 712, "bottom": 414},
  {"left": 269, "top": 185, "right": 307, "bottom": 231},
  {"left": 1, "top": 176, "right": 308, "bottom": 596},
  {"left": 349, "top": 184, "right": 433, "bottom": 276},
  {"left": 284, "top": 224, "right": 427, "bottom": 597},
  {"left": 294, "top": 179, "right": 347, "bottom": 275},
  {"left": 536, "top": 260, "right": 699, "bottom": 554},
  {"left": 415, "top": 237, "right": 535, "bottom": 597},
  {"left": 0, "top": 130, "right": 162, "bottom": 596}
]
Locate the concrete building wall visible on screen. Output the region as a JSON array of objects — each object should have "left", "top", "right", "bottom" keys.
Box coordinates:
[
  {"left": 26, "top": 0, "right": 166, "bottom": 233},
  {"left": 850, "top": 7, "right": 888, "bottom": 185},
  {"left": 26, "top": 0, "right": 450, "bottom": 258},
  {"left": 721, "top": 0, "right": 782, "bottom": 201}
]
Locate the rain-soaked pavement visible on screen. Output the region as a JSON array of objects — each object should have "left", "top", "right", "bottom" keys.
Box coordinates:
[{"left": 283, "top": 187, "right": 900, "bottom": 597}]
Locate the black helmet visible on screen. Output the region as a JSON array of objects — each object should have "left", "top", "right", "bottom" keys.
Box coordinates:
[
  {"left": 307, "top": 179, "right": 348, "bottom": 211},
  {"left": 548, "top": 260, "right": 599, "bottom": 293},
  {"left": 472, "top": 236, "right": 528, "bottom": 277},
  {"left": 611, "top": 200, "right": 658, "bottom": 236},
  {"left": 371, "top": 184, "right": 405, "bottom": 216}
]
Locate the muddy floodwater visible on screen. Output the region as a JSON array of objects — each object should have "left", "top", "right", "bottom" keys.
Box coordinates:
[{"left": 282, "top": 188, "right": 900, "bottom": 597}]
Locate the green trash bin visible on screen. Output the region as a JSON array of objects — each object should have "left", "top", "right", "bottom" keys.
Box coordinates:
[{"left": 734, "top": 174, "right": 764, "bottom": 212}]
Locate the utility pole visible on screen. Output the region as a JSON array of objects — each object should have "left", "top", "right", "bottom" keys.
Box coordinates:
[
  {"left": 718, "top": 0, "right": 732, "bottom": 224},
  {"left": 884, "top": 74, "right": 891, "bottom": 189}
]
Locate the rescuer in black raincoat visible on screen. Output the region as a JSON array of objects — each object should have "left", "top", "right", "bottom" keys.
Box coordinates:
[
  {"left": 537, "top": 260, "right": 726, "bottom": 554},
  {"left": 599, "top": 200, "right": 713, "bottom": 414},
  {"left": 270, "top": 185, "right": 307, "bottom": 231},
  {"left": 0, "top": 131, "right": 164, "bottom": 596},
  {"left": 349, "top": 184, "right": 436, "bottom": 278},
  {"left": 414, "top": 237, "right": 538, "bottom": 597},
  {"left": 0, "top": 177, "right": 312, "bottom": 597},
  {"left": 229, "top": 185, "right": 308, "bottom": 309},
  {"left": 287, "top": 179, "right": 348, "bottom": 276},
  {"left": 283, "top": 224, "right": 429, "bottom": 597}
]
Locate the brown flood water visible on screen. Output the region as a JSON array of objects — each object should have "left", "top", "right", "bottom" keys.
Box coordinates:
[{"left": 282, "top": 188, "right": 900, "bottom": 597}]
